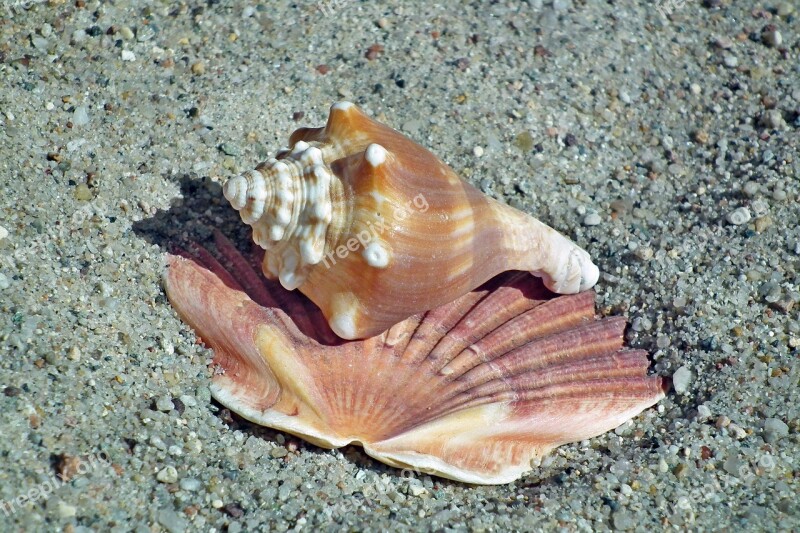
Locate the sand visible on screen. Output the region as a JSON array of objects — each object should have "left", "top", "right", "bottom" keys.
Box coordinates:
[{"left": 0, "top": 0, "right": 797, "bottom": 531}]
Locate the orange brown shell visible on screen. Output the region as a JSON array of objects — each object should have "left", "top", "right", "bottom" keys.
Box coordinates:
[
  {"left": 223, "top": 102, "right": 599, "bottom": 339},
  {"left": 164, "top": 232, "right": 665, "bottom": 484}
]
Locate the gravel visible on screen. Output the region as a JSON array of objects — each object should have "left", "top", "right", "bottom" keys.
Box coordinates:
[{"left": 0, "top": 1, "right": 797, "bottom": 531}]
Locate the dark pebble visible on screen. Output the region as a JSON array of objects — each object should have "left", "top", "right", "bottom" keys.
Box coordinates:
[
  {"left": 223, "top": 502, "right": 245, "bottom": 519},
  {"left": 172, "top": 398, "right": 185, "bottom": 415}
]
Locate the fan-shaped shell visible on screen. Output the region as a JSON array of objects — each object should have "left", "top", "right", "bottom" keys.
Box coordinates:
[
  {"left": 223, "top": 102, "right": 599, "bottom": 339},
  {"left": 164, "top": 232, "right": 665, "bottom": 484}
]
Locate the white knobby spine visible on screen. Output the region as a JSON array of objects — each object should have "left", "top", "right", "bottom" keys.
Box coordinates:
[{"left": 223, "top": 141, "right": 335, "bottom": 290}]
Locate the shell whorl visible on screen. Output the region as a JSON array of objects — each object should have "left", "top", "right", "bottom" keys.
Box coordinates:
[{"left": 223, "top": 141, "right": 339, "bottom": 290}]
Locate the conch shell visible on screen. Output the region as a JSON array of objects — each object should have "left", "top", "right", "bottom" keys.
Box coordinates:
[
  {"left": 223, "top": 102, "right": 599, "bottom": 339},
  {"left": 164, "top": 232, "right": 665, "bottom": 484}
]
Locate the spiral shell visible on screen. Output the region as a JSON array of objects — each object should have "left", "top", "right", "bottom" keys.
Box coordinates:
[
  {"left": 224, "top": 102, "right": 599, "bottom": 339},
  {"left": 164, "top": 234, "right": 665, "bottom": 484}
]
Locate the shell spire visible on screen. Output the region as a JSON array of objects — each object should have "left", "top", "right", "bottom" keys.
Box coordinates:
[
  {"left": 164, "top": 234, "right": 665, "bottom": 484},
  {"left": 224, "top": 102, "right": 600, "bottom": 339}
]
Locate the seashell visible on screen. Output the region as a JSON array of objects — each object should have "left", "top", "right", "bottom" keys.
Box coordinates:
[
  {"left": 223, "top": 102, "right": 599, "bottom": 339},
  {"left": 164, "top": 232, "right": 665, "bottom": 484}
]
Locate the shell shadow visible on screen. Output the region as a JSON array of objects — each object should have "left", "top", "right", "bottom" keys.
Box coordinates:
[
  {"left": 133, "top": 175, "right": 479, "bottom": 483},
  {"left": 132, "top": 174, "right": 343, "bottom": 343}
]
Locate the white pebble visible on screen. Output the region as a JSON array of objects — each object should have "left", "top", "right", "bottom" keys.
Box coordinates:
[
  {"left": 179, "top": 478, "right": 202, "bottom": 491},
  {"left": 728, "top": 423, "right": 747, "bottom": 440},
  {"left": 761, "top": 29, "right": 782, "bottom": 48},
  {"left": 723, "top": 54, "right": 739, "bottom": 68},
  {"left": 473, "top": 145, "right": 484, "bottom": 157},
  {"left": 72, "top": 106, "right": 89, "bottom": 126},
  {"left": 672, "top": 365, "right": 692, "bottom": 394},
  {"left": 763, "top": 418, "right": 789, "bottom": 443},
  {"left": 726, "top": 207, "right": 751, "bottom": 225},
  {"left": 410, "top": 485, "right": 428, "bottom": 496},
  {"left": 156, "top": 466, "right": 178, "bottom": 483},
  {"left": 751, "top": 199, "right": 769, "bottom": 217},
  {"left": 696, "top": 404, "right": 712, "bottom": 421},
  {"left": 583, "top": 212, "right": 602, "bottom": 226},
  {"left": 0, "top": 225, "right": 8, "bottom": 241},
  {"left": 760, "top": 109, "right": 786, "bottom": 130},
  {"left": 121, "top": 50, "right": 136, "bottom": 61},
  {"left": 57, "top": 501, "right": 77, "bottom": 518}
]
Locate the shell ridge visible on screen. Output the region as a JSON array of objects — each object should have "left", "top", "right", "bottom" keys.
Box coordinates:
[
  {"left": 408, "top": 271, "right": 523, "bottom": 366},
  {"left": 414, "top": 317, "right": 628, "bottom": 421},
  {"left": 451, "top": 318, "right": 626, "bottom": 391},
  {"left": 441, "top": 291, "right": 598, "bottom": 376},
  {"left": 426, "top": 273, "right": 550, "bottom": 370}
]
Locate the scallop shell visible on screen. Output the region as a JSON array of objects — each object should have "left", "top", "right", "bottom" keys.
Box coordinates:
[
  {"left": 164, "top": 232, "right": 665, "bottom": 484},
  {"left": 223, "top": 102, "right": 600, "bottom": 339}
]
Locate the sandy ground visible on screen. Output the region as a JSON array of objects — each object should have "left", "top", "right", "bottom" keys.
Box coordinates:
[{"left": 0, "top": 0, "right": 798, "bottom": 531}]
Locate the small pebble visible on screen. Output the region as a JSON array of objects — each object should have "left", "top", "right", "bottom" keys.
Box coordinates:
[
  {"left": 696, "top": 404, "right": 712, "bottom": 421},
  {"left": 635, "top": 246, "right": 654, "bottom": 261},
  {"left": 219, "top": 142, "right": 241, "bottom": 156},
  {"left": 179, "top": 478, "right": 202, "bottom": 492},
  {"left": 754, "top": 216, "right": 772, "bottom": 233},
  {"left": 157, "top": 509, "right": 188, "bottom": 533},
  {"left": 0, "top": 225, "right": 8, "bottom": 241},
  {"left": 761, "top": 27, "right": 782, "bottom": 48},
  {"left": 191, "top": 62, "right": 205, "bottom": 75},
  {"left": 155, "top": 395, "right": 174, "bottom": 412},
  {"left": 74, "top": 183, "right": 93, "bottom": 201},
  {"left": 72, "top": 105, "right": 89, "bottom": 126},
  {"left": 751, "top": 199, "right": 769, "bottom": 217},
  {"left": 672, "top": 366, "right": 692, "bottom": 394},
  {"left": 693, "top": 129, "right": 709, "bottom": 144},
  {"left": 71, "top": 29, "right": 87, "bottom": 44},
  {"left": 270, "top": 446, "right": 288, "bottom": 458},
  {"left": 121, "top": 50, "right": 136, "bottom": 61},
  {"left": 760, "top": 109, "right": 785, "bottom": 130},
  {"left": 726, "top": 207, "right": 751, "bottom": 225},
  {"left": 723, "top": 456, "right": 742, "bottom": 476},
  {"left": 583, "top": 213, "right": 602, "bottom": 226},
  {"left": 742, "top": 181, "right": 759, "bottom": 197},
  {"left": 410, "top": 485, "right": 428, "bottom": 497},
  {"left": 777, "top": 2, "right": 794, "bottom": 17},
  {"left": 156, "top": 466, "right": 178, "bottom": 484},
  {"left": 722, "top": 54, "right": 739, "bottom": 68},
  {"left": 57, "top": 501, "right": 77, "bottom": 518},
  {"left": 472, "top": 146, "right": 484, "bottom": 157},
  {"left": 763, "top": 418, "right": 789, "bottom": 443},
  {"left": 728, "top": 423, "right": 747, "bottom": 440},
  {"left": 67, "top": 346, "right": 81, "bottom": 361}
]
